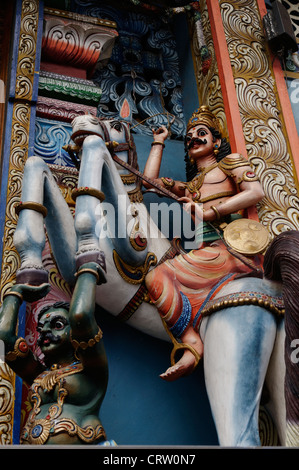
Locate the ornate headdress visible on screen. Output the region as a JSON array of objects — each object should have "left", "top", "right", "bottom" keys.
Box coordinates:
[{"left": 187, "top": 105, "right": 221, "bottom": 134}]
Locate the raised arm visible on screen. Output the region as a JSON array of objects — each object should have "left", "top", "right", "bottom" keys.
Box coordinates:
[
  {"left": 0, "top": 284, "right": 50, "bottom": 383},
  {"left": 143, "top": 126, "right": 185, "bottom": 198},
  {"left": 68, "top": 262, "right": 107, "bottom": 375}
]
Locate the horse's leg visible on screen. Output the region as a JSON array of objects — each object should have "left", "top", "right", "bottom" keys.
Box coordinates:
[
  {"left": 264, "top": 318, "right": 286, "bottom": 445},
  {"left": 13, "top": 156, "right": 77, "bottom": 285},
  {"left": 201, "top": 305, "right": 277, "bottom": 446},
  {"left": 75, "top": 135, "right": 148, "bottom": 269}
]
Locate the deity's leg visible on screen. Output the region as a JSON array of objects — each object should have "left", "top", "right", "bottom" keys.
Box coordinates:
[
  {"left": 13, "top": 156, "right": 77, "bottom": 285},
  {"left": 201, "top": 304, "right": 277, "bottom": 446},
  {"left": 75, "top": 135, "right": 148, "bottom": 268}
]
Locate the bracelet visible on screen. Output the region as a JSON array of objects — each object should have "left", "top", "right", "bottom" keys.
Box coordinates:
[
  {"left": 161, "top": 177, "right": 175, "bottom": 188},
  {"left": 71, "top": 186, "right": 105, "bottom": 202},
  {"left": 75, "top": 267, "right": 100, "bottom": 284},
  {"left": 151, "top": 141, "right": 165, "bottom": 148},
  {"left": 3, "top": 290, "right": 24, "bottom": 303},
  {"left": 211, "top": 205, "right": 221, "bottom": 221},
  {"left": 71, "top": 327, "right": 103, "bottom": 352},
  {"left": 15, "top": 201, "right": 48, "bottom": 218}
]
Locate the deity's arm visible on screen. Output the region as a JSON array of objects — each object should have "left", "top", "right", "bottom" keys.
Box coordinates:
[
  {"left": 0, "top": 284, "right": 49, "bottom": 383},
  {"left": 143, "top": 125, "right": 185, "bottom": 197},
  {"left": 203, "top": 154, "right": 264, "bottom": 222},
  {"left": 68, "top": 262, "right": 108, "bottom": 378}
]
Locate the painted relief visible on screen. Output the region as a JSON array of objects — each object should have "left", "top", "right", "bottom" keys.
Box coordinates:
[{"left": 0, "top": 0, "right": 299, "bottom": 449}]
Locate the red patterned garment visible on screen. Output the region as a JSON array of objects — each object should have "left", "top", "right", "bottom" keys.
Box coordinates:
[{"left": 145, "top": 239, "right": 260, "bottom": 337}]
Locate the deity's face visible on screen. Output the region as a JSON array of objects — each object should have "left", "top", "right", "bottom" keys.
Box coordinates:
[
  {"left": 37, "top": 308, "right": 71, "bottom": 361},
  {"left": 185, "top": 124, "right": 221, "bottom": 161}
]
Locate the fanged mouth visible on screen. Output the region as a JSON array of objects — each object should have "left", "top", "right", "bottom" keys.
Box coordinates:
[{"left": 71, "top": 130, "right": 104, "bottom": 146}]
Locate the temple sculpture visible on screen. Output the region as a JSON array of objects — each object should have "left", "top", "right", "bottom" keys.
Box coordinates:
[{"left": 0, "top": 0, "right": 298, "bottom": 448}]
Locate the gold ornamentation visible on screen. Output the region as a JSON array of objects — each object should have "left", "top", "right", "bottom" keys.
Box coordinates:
[
  {"left": 71, "top": 327, "right": 103, "bottom": 352},
  {"left": 0, "top": 0, "right": 40, "bottom": 444},
  {"left": 127, "top": 186, "right": 143, "bottom": 203},
  {"left": 21, "top": 416, "right": 106, "bottom": 445},
  {"left": 201, "top": 290, "right": 284, "bottom": 318},
  {"left": 3, "top": 290, "right": 23, "bottom": 303},
  {"left": 0, "top": 363, "right": 14, "bottom": 445},
  {"left": 219, "top": 0, "right": 299, "bottom": 237},
  {"left": 184, "top": 162, "right": 218, "bottom": 202},
  {"left": 5, "top": 337, "right": 30, "bottom": 362},
  {"left": 113, "top": 249, "right": 157, "bottom": 285},
  {"left": 259, "top": 406, "right": 279, "bottom": 447},
  {"left": 211, "top": 205, "right": 221, "bottom": 220},
  {"left": 34, "top": 362, "right": 83, "bottom": 393},
  {"left": 161, "top": 177, "right": 175, "bottom": 189},
  {"left": 75, "top": 267, "right": 101, "bottom": 284},
  {"left": 71, "top": 186, "right": 105, "bottom": 202},
  {"left": 121, "top": 173, "right": 136, "bottom": 185},
  {"left": 236, "top": 170, "right": 259, "bottom": 187},
  {"left": 129, "top": 219, "right": 147, "bottom": 251},
  {"left": 15, "top": 201, "right": 48, "bottom": 217},
  {"left": 218, "top": 154, "right": 251, "bottom": 172},
  {"left": 151, "top": 141, "right": 165, "bottom": 148},
  {"left": 21, "top": 361, "right": 107, "bottom": 444},
  {"left": 189, "top": 2, "right": 228, "bottom": 141},
  {"left": 187, "top": 105, "right": 222, "bottom": 133},
  {"left": 221, "top": 218, "right": 270, "bottom": 255}
]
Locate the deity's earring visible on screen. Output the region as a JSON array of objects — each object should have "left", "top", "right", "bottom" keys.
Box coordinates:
[
  {"left": 213, "top": 143, "right": 220, "bottom": 156},
  {"left": 189, "top": 156, "right": 195, "bottom": 165}
]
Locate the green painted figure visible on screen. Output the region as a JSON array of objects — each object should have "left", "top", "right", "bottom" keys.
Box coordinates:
[{"left": 0, "top": 262, "right": 112, "bottom": 445}]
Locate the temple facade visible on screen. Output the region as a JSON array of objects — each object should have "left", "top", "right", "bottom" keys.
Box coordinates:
[{"left": 0, "top": 0, "right": 298, "bottom": 446}]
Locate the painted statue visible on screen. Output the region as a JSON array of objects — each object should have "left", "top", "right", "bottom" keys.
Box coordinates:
[
  {"left": 10, "top": 110, "right": 288, "bottom": 446},
  {"left": 0, "top": 261, "right": 112, "bottom": 445},
  {"left": 143, "top": 106, "right": 265, "bottom": 381}
]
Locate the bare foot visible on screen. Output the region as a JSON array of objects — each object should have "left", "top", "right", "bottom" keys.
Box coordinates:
[
  {"left": 160, "top": 349, "right": 200, "bottom": 381},
  {"left": 160, "top": 327, "right": 203, "bottom": 382}
]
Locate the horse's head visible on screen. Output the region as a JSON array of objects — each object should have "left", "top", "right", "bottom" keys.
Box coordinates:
[{"left": 71, "top": 114, "right": 105, "bottom": 146}]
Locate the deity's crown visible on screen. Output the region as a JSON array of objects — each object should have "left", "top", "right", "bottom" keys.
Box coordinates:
[{"left": 187, "top": 105, "right": 221, "bottom": 133}]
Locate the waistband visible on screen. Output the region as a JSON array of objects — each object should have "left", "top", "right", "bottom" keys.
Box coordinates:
[{"left": 195, "top": 213, "right": 242, "bottom": 244}]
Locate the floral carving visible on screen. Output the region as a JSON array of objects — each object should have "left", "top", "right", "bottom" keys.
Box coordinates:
[{"left": 219, "top": 0, "right": 299, "bottom": 237}]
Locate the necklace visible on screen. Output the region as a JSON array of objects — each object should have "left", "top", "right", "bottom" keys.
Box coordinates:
[
  {"left": 35, "top": 361, "right": 82, "bottom": 393},
  {"left": 185, "top": 162, "right": 218, "bottom": 202}
]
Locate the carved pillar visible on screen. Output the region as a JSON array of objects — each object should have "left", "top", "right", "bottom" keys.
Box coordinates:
[
  {"left": 0, "top": 3, "right": 118, "bottom": 444},
  {"left": 192, "top": 0, "right": 299, "bottom": 238},
  {"left": 0, "top": 0, "right": 42, "bottom": 444}
]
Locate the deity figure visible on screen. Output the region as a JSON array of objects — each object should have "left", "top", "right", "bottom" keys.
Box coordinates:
[
  {"left": 0, "top": 261, "right": 112, "bottom": 445},
  {"left": 144, "top": 106, "right": 265, "bottom": 381}
]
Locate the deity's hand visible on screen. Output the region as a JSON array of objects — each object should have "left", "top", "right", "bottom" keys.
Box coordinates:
[
  {"left": 152, "top": 125, "right": 168, "bottom": 143},
  {"left": 178, "top": 197, "right": 204, "bottom": 224},
  {"left": 9, "top": 283, "right": 51, "bottom": 303}
]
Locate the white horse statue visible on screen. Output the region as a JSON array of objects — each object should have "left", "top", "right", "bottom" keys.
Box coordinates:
[{"left": 13, "top": 114, "right": 287, "bottom": 446}]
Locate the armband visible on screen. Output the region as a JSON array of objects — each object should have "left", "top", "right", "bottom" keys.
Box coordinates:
[
  {"left": 237, "top": 170, "right": 259, "bottom": 186},
  {"left": 151, "top": 141, "right": 165, "bottom": 148},
  {"left": 5, "top": 337, "right": 30, "bottom": 362},
  {"left": 71, "top": 327, "right": 103, "bottom": 352},
  {"left": 161, "top": 177, "right": 175, "bottom": 188}
]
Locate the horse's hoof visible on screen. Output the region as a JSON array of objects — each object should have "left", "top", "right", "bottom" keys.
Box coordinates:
[
  {"left": 75, "top": 251, "right": 107, "bottom": 284},
  {"left": 16, "top": 268, "right": 49, "bottom": 286}
]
